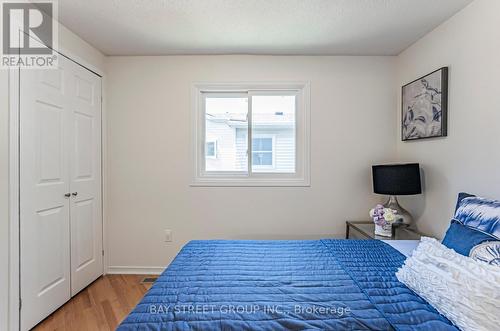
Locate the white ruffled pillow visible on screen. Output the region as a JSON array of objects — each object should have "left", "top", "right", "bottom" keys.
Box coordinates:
[{"left": 396, "top": 237, "right": 500, "bottom": 331}]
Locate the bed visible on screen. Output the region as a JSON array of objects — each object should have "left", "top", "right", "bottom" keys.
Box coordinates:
[{"left": 118, "top": 239, "right": 456, "bottom": 330}]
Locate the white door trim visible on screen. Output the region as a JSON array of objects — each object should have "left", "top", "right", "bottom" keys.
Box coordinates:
[
  {"left": 8, "top": 65, "right": 20, "bottom": 331},
  {"left": 7, "top": 48, "right": 105, "bottom": 331}
]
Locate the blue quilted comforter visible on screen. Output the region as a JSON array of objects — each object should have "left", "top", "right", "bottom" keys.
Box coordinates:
[{"left": 118, "top": 240, "right": 457, "bottom": 330}]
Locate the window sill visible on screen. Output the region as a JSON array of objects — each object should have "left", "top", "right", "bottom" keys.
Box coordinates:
[{"left": 190, "top": 178, "right": 310, "bottom": 187}]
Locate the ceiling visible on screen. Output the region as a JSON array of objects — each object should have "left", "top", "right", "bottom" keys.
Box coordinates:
[{"left": 57, "top": 0, "right": 473, "bottom": 56}]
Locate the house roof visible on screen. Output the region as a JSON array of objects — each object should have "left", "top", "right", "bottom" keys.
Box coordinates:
[{"left": 207, "top": 112, "right": 295, "bottom": 127}]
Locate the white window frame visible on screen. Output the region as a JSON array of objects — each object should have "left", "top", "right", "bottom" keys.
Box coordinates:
[
  {"left": 191, "top": 82, "right": 310, "bottom": 187},
  {"left": 251, "top": 134, "right": 276, "bottom": 170},
  {"left": 205, "top": 140, "right": 217, "bottom": 159}
]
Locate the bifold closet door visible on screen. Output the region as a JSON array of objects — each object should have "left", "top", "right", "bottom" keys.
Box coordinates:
[
  {"left": 20, "top": 55, "right": 102, "bottom": 331},
  {"left": 68, "top": 59, "right": 103, "bottom": 296},
  {"left": 20, "top": 56, "right": 72, "bottom": 331}
]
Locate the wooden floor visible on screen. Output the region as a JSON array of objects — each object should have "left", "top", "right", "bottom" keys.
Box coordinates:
[{"left": 33, "top": 275, "right": 152, "bottom": 331}]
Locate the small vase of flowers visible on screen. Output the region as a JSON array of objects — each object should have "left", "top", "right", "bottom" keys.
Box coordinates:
[{"left": 369, "top": 204, "right": 397, "bottom": 237}]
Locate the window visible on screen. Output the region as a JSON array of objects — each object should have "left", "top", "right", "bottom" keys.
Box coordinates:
[
  {"left": 192, "top": 83, "right": 310, "bottom": 186},
  {"left": 252, "top": 136, "right": 275, "bottom": 169},
  {"left": 205, "top": 140, "right": 217, "bottom": 158}
]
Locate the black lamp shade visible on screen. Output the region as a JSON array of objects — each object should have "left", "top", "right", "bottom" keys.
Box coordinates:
[{"left": 372, "top": 163, "right": 422, "bottom": 195}]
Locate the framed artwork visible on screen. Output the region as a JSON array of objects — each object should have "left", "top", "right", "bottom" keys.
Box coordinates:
[{"left": 402, "top": 67, "right": 448, "bottom": 141}]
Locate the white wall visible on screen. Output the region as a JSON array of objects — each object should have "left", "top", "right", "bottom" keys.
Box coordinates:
[
  {"left": 105, "top": 55, "right": 397, "bottom": 270},
  {"left": 396, "top": 0, "right": 500, "bottom": 238},
  {"left": 0, "top": 23, "right": 105, "bottom": 330},
  {"left": 57, "top": 24, "right": 106, "bottom": 71}
]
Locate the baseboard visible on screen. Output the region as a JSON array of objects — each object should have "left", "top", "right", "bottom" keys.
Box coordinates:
[{"left": 107, "top": 266, "right": 165, "bottom": 275}]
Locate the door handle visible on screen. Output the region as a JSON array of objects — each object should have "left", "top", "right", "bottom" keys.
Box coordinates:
[
  {"left": 72, "top": 192, "right": 78, "bottom": 197},
  {"left": 64, "top": 193, "right": 71, "bottom": 198}
]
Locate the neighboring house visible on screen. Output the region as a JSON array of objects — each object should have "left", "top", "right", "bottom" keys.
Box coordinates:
[{"left": 206, "top": 112, "right": 295, "bottom": 173}]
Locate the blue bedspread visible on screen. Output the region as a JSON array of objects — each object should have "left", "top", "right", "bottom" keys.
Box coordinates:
[{"left": 118, "top": 240, "right": 457, "bottom": 330}]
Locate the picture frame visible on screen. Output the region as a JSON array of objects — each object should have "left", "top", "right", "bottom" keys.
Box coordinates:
[{"left": 401, "top": 67, "right": 448, "bottom": 141}]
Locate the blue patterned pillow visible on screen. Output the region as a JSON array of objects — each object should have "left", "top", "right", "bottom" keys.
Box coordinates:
[
  {"left": 454, "top": 192, "right": 476, "bottom": 213},
  {"left": 454, "top": 196, "right": 500, "bottom": 238},
  {"left": 442, "top": 219, "right": 498, "bottom": 256},
  {"left": 470, "top": 242, "right": 500, "bottom": 266}
]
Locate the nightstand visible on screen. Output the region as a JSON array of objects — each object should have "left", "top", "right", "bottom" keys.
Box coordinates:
[{"left": 345, "top": 221, "right": 423, "bottom": 240}]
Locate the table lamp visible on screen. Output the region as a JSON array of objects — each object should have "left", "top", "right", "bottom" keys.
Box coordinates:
[{"left": 372, "top": 163, "right": 422, "bottom": 226}]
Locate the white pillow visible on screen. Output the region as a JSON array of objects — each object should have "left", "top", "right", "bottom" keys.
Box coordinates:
[{"left": 396, "top": 237, "right": 500, "bottom": 331}]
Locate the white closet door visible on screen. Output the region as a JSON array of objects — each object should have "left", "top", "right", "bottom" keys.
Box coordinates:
[
  {"left": 20, "top": 54, "right": 102, "bottom": 330},
  {"left": 68, "top": 61, "right": 103, "bottom": 296},
  {"left": 20, "top": 57, "right": 72, "bottom": 331}
]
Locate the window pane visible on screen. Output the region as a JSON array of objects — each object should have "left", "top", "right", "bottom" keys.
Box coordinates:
[
  {"left": 206, "top": 141, "right": 215, "bottom": 157},
  {"left": 252, "top": 152, "right": 273, "bottom": 166},
  {"left": 251, "top": 95, "right": 295, "bottom": 173},
  {"left": 205, "top": 96, "right": 248, "bottom": 172},
  {"left": 252, "top": 137, "right": 272, "bottom": 151}
]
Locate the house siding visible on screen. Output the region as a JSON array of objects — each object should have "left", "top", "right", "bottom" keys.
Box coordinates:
[
  {"left": 235, "top": 128, "right": 248, "bottom": 171},
  {"left": 236, "top": 128, "right": 295, "bottom": 173},
  {"left": 205, "top": 120, "right": 237, "bottom": 171},
  {"left": 206, "top": 118, "right": 295, "bottom": 173}
]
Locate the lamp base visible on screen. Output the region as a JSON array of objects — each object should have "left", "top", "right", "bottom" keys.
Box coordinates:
[{"left": 383, "top": 196, "right": 413, "bottom": 226}]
